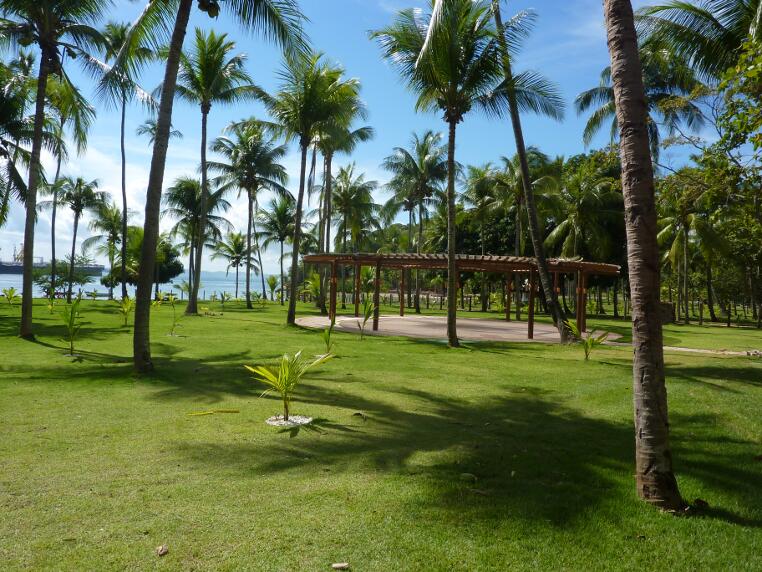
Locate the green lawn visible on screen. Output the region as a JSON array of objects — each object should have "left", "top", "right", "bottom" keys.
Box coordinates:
[{"left": 1, "top": 300, "right": 761, "bottom": 570}]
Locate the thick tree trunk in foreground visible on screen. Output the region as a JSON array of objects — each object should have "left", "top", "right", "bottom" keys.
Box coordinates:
[
  {"left": 446, "top": 120, "right": 459, "bottom": 347},
  {"left": 604, "top": 0, "right": 683, "bottom": 510},
  {"left": 20, "top": 49, "right": 52, "bottom": 339},
  {"left": 286, "top": 142, "right": 309, "bottom": 324},
  {"left": 493, "top": 0, "right": 565, "bottom": 340},
  {"left": 133, "top": 0, "right": 193, "bottom": 373}
]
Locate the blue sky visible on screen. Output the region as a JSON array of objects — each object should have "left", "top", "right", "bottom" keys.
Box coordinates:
[{"left": 3, "top": 0, "right": 678, "bottom": 275}]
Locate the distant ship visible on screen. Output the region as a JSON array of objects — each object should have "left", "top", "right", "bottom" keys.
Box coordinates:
[{"left": 0, "top": 245, "right": 104, "bottom": 276}]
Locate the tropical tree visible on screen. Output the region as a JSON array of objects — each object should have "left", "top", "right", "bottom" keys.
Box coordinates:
[
  {"left": 162, "top": 176, "right": 232, "bottom": 290},
  {"left": 97, "top": 20, "right": 154, "bottom": 299},
  {"left": 258, "top": 194, "right": 295, "bottom": 306},
  {"left": 45, "top": 78, "right": 96, "bottom": 298},
  {"left": 0, "top": 0, "right": 107, "bottom": 338},
  {"left": 123, "top": 0, "right": 305, "bottom": 373},
  {"left": 381, "top": 130, "right": 447, "bottom": 312},
  {"left": 603, "top": 0, "right": 683, "bottom": 510},
  {"left": 575, "top": 43, "right": 703, "bottom": 159},
  {"left": 172, "top": 28, "right": 263, "bottom": 315},
  {"left": 43, "top": 177, "right": 104, "bottom": 302},
  {"left": 636, "top": 0, "right": 762, "bottom": 81},
  {"left": 212, "top": 231, "right": 255, "bottom": 299},
  {"left": 490, "top": 0, "right": 568, "bottom": 340},
  {"left": 82, "top": 198, "right": 123, "bottom": 299},
  {"left": 135, "top": 118, "right": 182, "bottom": 144},
  {"left": 373, "top": 0, "right": 538, "bottom": 345},
  {"left": 332, "top": 163, "right": 379, "bottom": 305},
  {"left": 264, "top": 51, "right": 363, "bottom": 325},
  {"left": 209, "top": 119, "right": 288, "bottom": 307}
]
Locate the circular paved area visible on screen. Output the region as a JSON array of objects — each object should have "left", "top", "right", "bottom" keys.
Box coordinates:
[{"left": 296, "top": 314, "right": 620, "bottom": 344}]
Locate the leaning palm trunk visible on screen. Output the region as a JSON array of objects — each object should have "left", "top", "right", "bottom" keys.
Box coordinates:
[
  {"left": 120, "top": 91, "right": 129, "bottom": 300},
  {"left": 492, "top": 0, "right": 565, "bottom": 340},
  {"left": 286, "top": 142, "right": 309, "bottom": 324},
  {"left": 133, "top": 0, "right": 193, "bottom": 373},
  {"left": 188, "top": 106, "right": 211, "bottom": 315},
  {"left": 604, "top": 0, "right": 682, "bottom": 510},
  {"left": 20, "top": 48, "right": 53, "bottom": 339},
  {"left": 446, "top": 120, "right": 459, "bottom": 347}
]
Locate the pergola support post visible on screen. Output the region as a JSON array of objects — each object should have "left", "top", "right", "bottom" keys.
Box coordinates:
[
  {"left": 528, "top": 270, "right": 536, "bottom": 339},
  {"left": 372, "top": 261, "right": 381, "bottom": 331},
  {"left": 505, "top": 272, "right": 512, "bottom": 322},
  {"left": 399, "top": 268, "right": 405, "bottom": 317},
  {"left": 354, "top": 263, "right": 361, "bottom": 318},
  {"left": 329, "top": 261, "right": 337, "bottom": 322}
]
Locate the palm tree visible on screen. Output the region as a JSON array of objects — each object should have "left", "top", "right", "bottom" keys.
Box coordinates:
[
  {"left": 575, "top": 44, "right": 703, "bottom": 159},
  {"left": 0, "top": 0, "right": 107, "bottom": 338},
  {"left": 82, "top": 199, "right": 123, "bottom": 299},
  {"left": 97, "top": 20, "right": 154, "bottom": 300},
  {"left": 489, "top": 147, "right": 554, "bottom": 319},
  {"left": 173, "top": 28, "right": 263, "bottom": 315},
  {"left": 209, "top": 120, "right": 288, "bottom": 308},
  {"left": 462, "top": 163, "right": 497, "bottom": 311},
  {"left": 45, "top": 78, "right": 96, "bottom": 298},
  {"left": 47, "top": 177, "right": 104, "bottom": 303},
  {"left": 603, "top": 0, "right": 682, "bottom": 510},
  {"left": 373, "top": 0, "right": 507, "bottom": 346},
  {"left": 381, "top": 130, "right": 447, "bottom": 312},
  {"left": 490, "top": 0, "right": 568, "bottom": 340},
  {"left": 544, "top": 171, "right": 622, "bottom": 260},
  {"left": 162, "top": 176, "right": 232, "bottom": 290},
  {"left": 332, "top": 164, "right": 379, "bottom": 306},
  {"left": 258, "top": 194, "right": 295, "bottom": 306},
  {"left": 212, "top": 231, "right": 254, "bottom": 299},
  {"left": 135, "top": 118, "right": 183, "bottom": 144},
  {"left": 124, "top": 0, "right": 305, "bottom": 373},
  {"left": 636, "top": 0, "right": 762, "bottom": 81},
  {"left": 265, "top": 52, "right": 364, "bottom": 325}
]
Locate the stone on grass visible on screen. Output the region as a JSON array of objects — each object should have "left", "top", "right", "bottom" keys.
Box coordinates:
[{"left": 266, "top": 415, "right": 313, "bottom": 427}]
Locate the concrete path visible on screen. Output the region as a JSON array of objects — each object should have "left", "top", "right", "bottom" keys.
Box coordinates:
[{"left": 296, "top": 314, "right": 619, "bottom": 344}]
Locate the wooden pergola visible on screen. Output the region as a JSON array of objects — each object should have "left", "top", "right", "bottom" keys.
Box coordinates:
[{"left": 303, "top": 253, "right": 620, "bottom": 339}]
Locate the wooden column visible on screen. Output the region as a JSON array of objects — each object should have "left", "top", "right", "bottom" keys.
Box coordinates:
[
  {"left": 505, "top": 272, "right": 512, "bottom": 322},
  {"left": 372, "top": 261, "right": 381, "bottom": 331},
  {"left": 399, "top": 268, "right": 405, "bottom": 317},
  {"left": 329, "top": 261, "right": 337, "bottom": 322},
  {"left": 353, "top": 263, "right": 361, "bottom": 317},
  {"left": 528, "top": 270, "right": 536, "bottom": 339}
]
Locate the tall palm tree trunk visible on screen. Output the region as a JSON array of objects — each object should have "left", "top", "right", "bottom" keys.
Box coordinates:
[
  {"left": 286, "top": 142, "right": 309, "bottom": 324},
  {"left": 67, "top": 214, "right": 80, "bottom": 303},
  {"left": 120, "top": 92, "right": 129, "bottom": 300},
  {"left": 706, "top": 265, "right": 718, "bottom": 321},
  {"left": 604, "top": 0, "right": 682, "bottom": 510},
  {"left": 20, "top": 48, "right": 52, "bottom": 339},
  {"left": 280, "top": 241, "right": 285, "bottom": 305},
  {"left": 415, "top": 202, "right": 423, "bottom": 313},
  {"left": 188, "top": 106, "right": 210, "bottom": 315},
  {"left": 253, "top": 205, "right": 267, "bottom": 300},
  {"left": 683, "top": 226, "right": 689, "bottom": 324},
  {"left": 493, "top": 0, "right": 564, "bottom": 338},
  {"left": 235, "top": 265, "right": 239, "bottom": 299},
  {"left": 50, "top": 151, "right": 63, "bottom": 298},
  {"left": 320, "top": 153, "right": 334, "bottom": 315},
  {"left": 514, "top": 203, "right": 522, "bottom": 320},
  {"left": 133, "top": 0, "right": 193, "bottom": 373},
  {"left": 245, "top": 192, "right": 254, "bottom": 309},
  {"left": 446, "top": 119, "right": 459, "bottom": 347}
]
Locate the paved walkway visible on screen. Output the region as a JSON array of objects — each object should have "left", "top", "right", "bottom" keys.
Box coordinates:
[{"left": 296, "top": 314, "right": 619, "bottom": 344}]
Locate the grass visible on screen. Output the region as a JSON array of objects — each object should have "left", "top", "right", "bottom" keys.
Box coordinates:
[{"left": 1, "top": 299, "right": 761, "bottom": 570}]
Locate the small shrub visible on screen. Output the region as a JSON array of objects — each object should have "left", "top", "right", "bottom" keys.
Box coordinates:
[
  {"left": 118, "top": 296, "right": 134, "bottom": 327},
  {"left": 565, "top": 319, "right": 609, "bottom": 361},
  {"left": 166, "top": 293, "right": 181, "bottom": 336},
  {"left": 2, "top": 287, "right": 19, "bottom": 309},
  {"left": 60, "top": 295, "right": 83, "bottom": 355},
  {"left": 245, "top": 351, "right": 333, "bottom": 421},
  {"left": 322, "top": 318, "right": 336, "bottom": 354},
  {"left": 357, "top": 297, "right": 375, "bottom": 340}
]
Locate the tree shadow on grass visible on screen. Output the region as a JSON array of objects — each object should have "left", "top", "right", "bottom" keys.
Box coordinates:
[
  {"left": 665, "top": 363, "right": 762, "bottom": 389},
  {"left": 174, "top": 381, "right": 762, "bottom": 529}
]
